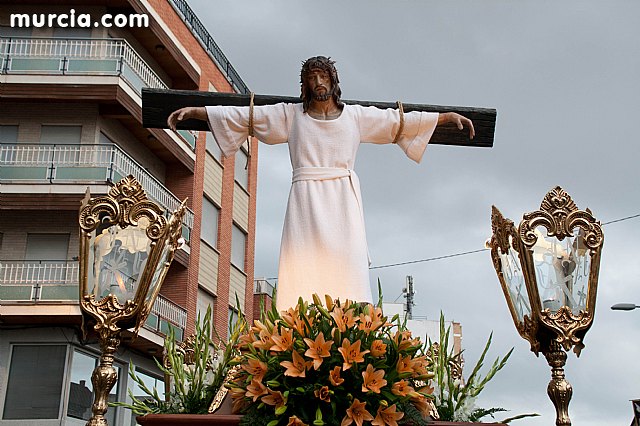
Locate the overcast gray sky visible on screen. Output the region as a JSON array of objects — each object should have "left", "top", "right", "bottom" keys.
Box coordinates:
[{"left": 188, "top": 1, "right": 640, "bottom": 424}]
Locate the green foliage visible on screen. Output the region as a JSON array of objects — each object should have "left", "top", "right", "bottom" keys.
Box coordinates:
[
  {"left": 428, "top": 312, "right": 538, "bottom": 423},
  {"left": 111, "top": 305, "right": 246, "bottom": 415}
]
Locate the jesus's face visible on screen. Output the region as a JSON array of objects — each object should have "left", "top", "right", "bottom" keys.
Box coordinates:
[{"left": 304, "top": 68, "right": 333, "bottom": 101}]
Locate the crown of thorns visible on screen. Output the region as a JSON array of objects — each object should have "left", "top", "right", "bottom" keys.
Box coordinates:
[{"left": 300, "top": 56, "right": 340, "bottom": 83}]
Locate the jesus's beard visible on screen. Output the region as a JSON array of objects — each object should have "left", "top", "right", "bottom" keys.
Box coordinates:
[{"left": 312, "top": 87, "right": 334, "bottom": 102}]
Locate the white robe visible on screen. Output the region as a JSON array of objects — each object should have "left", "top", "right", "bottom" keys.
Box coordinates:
[{"left": 206, "top": 103, "right": 438, "bottom": 311}]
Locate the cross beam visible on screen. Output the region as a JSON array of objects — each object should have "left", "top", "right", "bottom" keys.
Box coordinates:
[{"left": 142, "top": 88, "right": 496, "bottom": 148}]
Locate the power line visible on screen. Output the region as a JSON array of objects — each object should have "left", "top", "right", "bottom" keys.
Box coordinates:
[
  {"left": 369, "top": 248, "right": 488, "bottom": 270},
  {"left": 602, "top": 213, "right": 640, "bottom": 226},
  {"left": 368, "top": 212, "right": 640, "bottom": 271},
  {"left": 261, "top": 212, "right": 640, "bottom": 277}
]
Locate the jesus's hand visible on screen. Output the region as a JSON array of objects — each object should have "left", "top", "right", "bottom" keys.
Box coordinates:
[
  {"left": 438, "top": 112, "right": 475, "bottom": 140},
  {"left": 167, "top": 107, "right": 207, "bottom": 131}
]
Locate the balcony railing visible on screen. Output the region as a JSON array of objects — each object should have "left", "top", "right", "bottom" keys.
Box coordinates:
[
  {"left": 0, "top": 260, "right": 79, "bottom": 301},
  {"left": 168, "top": 0, "right": 249, "bottom": 95},
  {"left": 0, "top": 37, "right": 197, "bottom": 151},
  {"left": 144, "top": 294, "right": 187, "bottom": 341},
  {"left": 0, "top": 259, "right": 187, "bottom": 339},
  {"left": 254, "top": 279, "right": 276, "bottom": 297},
  {"left": 0, "top": 37, "right": 168, "bottom": 92},
  {"left": 0, "top": 143, "right": 194, "bottom": 240}
]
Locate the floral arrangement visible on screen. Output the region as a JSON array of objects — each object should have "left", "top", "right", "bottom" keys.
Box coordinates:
[
  {"left": 112, "top": 306, "right": 246, "bottom": 415},
  {"left": 229, "top": 294, "right": 435, "bottom": 426},
  {"left": 428, "top": 313, "right": 538, "bottom": 423}
]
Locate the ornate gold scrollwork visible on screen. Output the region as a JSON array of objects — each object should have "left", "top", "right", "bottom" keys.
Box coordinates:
[
  {"left": 78, "top": 175, "right": 187, "bottom": 426},
  {"left": 539, "top": 306, "right": 591, "bottom": 356},
  {"left": 516, "top": 186, "right": 603, "bottom": 356},
  {"left": 79, "top": 175, "right": 167, "bottom": 239},
  {"left": 519, "top": 186, "right": 603, "bottom": 250}
]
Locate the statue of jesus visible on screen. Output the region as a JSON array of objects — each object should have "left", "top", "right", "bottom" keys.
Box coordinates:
[{"left": 168, "top": 56, "right": 474, "bottom": 312}]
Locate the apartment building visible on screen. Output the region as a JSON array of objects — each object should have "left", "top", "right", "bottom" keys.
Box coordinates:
[{"left": 0, "top": 1, "right": 260, "bottom": 424}]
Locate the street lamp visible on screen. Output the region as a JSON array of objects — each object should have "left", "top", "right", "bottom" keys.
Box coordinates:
[
  {"left": 611, "top": 303, "right": 639, "bottom": 311},
  {"left": 488, "top": 186, "right": 604, "bottom": 426},
  {"left": 78, "top": 175, "right": 187, "bottom": 426}
]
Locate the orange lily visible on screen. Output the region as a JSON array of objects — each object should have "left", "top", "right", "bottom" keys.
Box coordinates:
[
  {"left": 314, "top": 385, "right": 331, "bottom": 402},
  {"left": 242, "top": 357, "right": 268, "bottom": 381},
  {"left": 391, "top": 380, "right": 417, "bottom": 397},
  {"left": 396, "top": 354, "right": 415, "bottom": 374},
  {"left": 329, "top": 366, "right": 345, "bottom": 386},
  {"left": 358, "top": 311, "right": 383, "bottom": 334},
  {"left": 371, "top": 404, "right": 404, "bottom": 426},
  {"left": 410, "top": 395, "right": 434, "bottom": 420},
  {"left": 304, "top": 332, "right": 334, "bottom": 370},
  {"left": 281, "top": 306, "right": 306, "bottom": 335},
  {"left": 361, "top": 363, "right": 387, "bottom": 393},
  {"left": 370, "top": 339, "right": 387, "bottom": 357},
  {"left": 262, "top": 389, "right": 287, "bottom": 408},
  {"left": 411, "top": 355, "right": 430, "bottom": 376},
  {"left": 331, "top": 306, "right": 357, "bottom": 332},
  {"left": 253, "top": 328, "right": 275, "bottom": 351},
  {"left": 271, "top": 327, "right": 294, "bottom": 352},
  {"left": 280, "top": 350, "right": 311, "bottom": 377},
  {"left": 393, "top": 330, "right": 416, "bottom": 351},
  {"left": 338, "top": 338, "right": 369, "bottom": 370},
  {"left": 245, "top": 378, "right": 268, "bottom": 401},
  {"left": 341, "top": 398, "right": 374, "bottom": 426},
  {"left": 287, "top": 415, "right": 308, "bottom": 426}
]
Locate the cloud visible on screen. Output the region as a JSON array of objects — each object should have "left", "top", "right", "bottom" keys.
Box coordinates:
[{"left": 190, "top": 1, "right": 640, "bottom": 423}]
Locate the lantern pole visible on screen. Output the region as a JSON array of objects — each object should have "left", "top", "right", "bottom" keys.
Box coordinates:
[
  {"left": 78, "top": 175, "right": 186, "bottom": 426},
  {"left": 489, "top": 186, "right": 604, "bottom": 426}
]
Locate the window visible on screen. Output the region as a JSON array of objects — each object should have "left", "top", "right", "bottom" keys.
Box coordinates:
[
  {"left": 99, "top": 132, "right": 114, "bottom": 145},
  {"left": 231, "top": 224, "right": 246, "bottom": 271},
  {"left": 0, "top": 125, "right": 18, "bottom": 142},
  {"left": 0, "top": 26, "right": 32, "bottom": 37},
  {"left": 3, "top": 345, "right": 67, "bottom": 419},
  {"left": 26, "top": 233, "right": 70, "bottom": 261},
  {"left": 128, "top": 369, "right": 162, "bottom": 426},
  {"left": 234, "top": 147, "right": 249, "bottom": 189},
  {"left": 67, "top": 350, "right": 120, "bottom": 424},
  {"left": 40, "top": 125, "right": 82, "bottom": 144},
  {"left": 197, "top": 287, "right": 215, "bottom": 322},
  {"left": 228, "top": 307, "right": 239, "bottom": 332},
  {"left": 205, "top": 132, "right": 222, "bottom": 160},
  {"left": 53, "top": 27, "right": 92, "bottom": 39},
  {"left": 201, "top": 198, "right": 220, "bottom": 249}
]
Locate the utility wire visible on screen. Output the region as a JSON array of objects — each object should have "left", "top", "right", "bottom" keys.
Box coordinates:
[
  {"left": 602, "top": 213, "right": 640, "bottom": 226},
  {"left": 369, "top": 248, "right": 489, "bottom": 270},
  {"left": 262, "top": 212, "right": 640, "bottom": 277},
  {"left": 368, "top": 212, "right": 640, "bottom": 271}
]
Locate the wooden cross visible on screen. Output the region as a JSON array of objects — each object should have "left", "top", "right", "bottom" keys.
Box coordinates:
[{"left": 142, "top": 88, "right": 496, "bottom": 148}]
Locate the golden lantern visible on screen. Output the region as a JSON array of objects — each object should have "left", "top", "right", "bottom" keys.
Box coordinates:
[
  {"left": 78, "top": 175, "right": 186, "bottom": 426},
  {"left": 488, "top": 186, "right": 604, "bottom": 426}
]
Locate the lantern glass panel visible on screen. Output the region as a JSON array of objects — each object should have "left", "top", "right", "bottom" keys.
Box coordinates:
[
  {"left": 498, "top": 238, "right": 530, "bottom": 322},
  {"left": 532, "top": 226, "right": 591, "bottom": 314},
  {"left": 145, "top": 237, "right": 172, "bottom": 305},
  {"left": 88, "top": 217, "right": 152, "bottom": 302}
]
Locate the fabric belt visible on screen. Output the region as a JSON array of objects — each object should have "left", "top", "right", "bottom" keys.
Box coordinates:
[{"left": 292, "top": 167, "right": 371, "bottom": 265}]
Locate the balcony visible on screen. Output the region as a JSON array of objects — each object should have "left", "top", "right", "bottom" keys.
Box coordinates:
[
  {"left": 254, "top": 278, "right": 276, "bottom": 297},
  {"left": 0, "top": 37, "right": 196, "bottom": 152},
  {"left": 0, "top": 260, "right": 186, "bottom": 340},
  {"left": 0, "top": 37, "right": 167, "bottom": 92},
  {"left": 0, "top": 143, "right": 194, "bottom": 241},
  {"left": 0, "top": 260, "right": 78, "bottom": 301}
]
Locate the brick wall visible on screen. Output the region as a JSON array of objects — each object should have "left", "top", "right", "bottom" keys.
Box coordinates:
[
  {"left": 0, "top": 211, "right": 79, "bottom": 260},
  {"left": 145, "top": 0, "right": 259, "bottom": 337}
]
